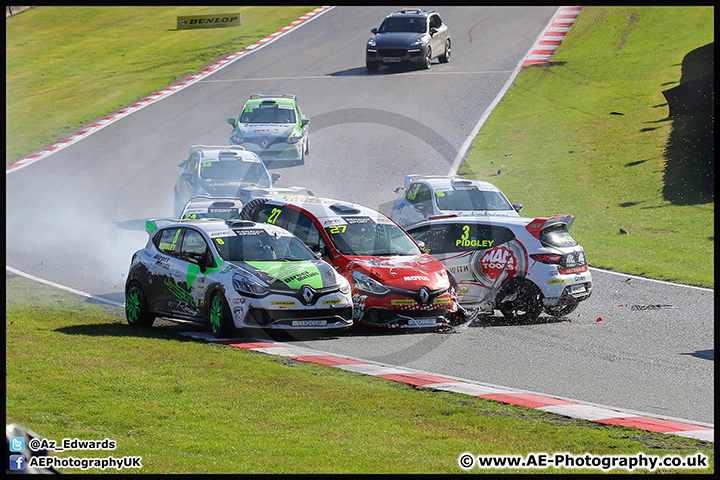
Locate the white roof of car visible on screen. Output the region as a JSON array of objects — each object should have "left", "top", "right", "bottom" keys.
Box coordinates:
[
  {"left": 262, "top": 195, "right": 394, "bottom": 227},
  {"left": 403, "top": 174, "right": 503, "bottom": 192},
  {"left": 237, "top": 186, "right": 315, "bottom": 203},
  {"left": 184, "top": 196, "right": 244, "bottom": 207},
  {"left": 147, "top": 217, "right": 289, "bottom": 237},
  {"left": 189, "top": 145, "right": 261, "bottom": 162}
]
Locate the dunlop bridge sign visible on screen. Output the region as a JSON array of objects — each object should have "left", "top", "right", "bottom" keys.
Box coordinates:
[{"left": 177, "top": 13, "right": 241, "bottom": 30}]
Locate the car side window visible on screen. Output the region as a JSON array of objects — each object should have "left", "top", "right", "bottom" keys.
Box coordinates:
[
  {"left": 430, "top": 14, "right": 442, "bottom": 29},
  {"left": 290, "top": 212, "right": 330, "bottom": 255},
  {"left": 406, "top": 183, "right": 431, "bottom": 205},
  {"left": 256, "top": 204, "right": 287, "bottom": 228},
  {"left": 180, "top": 228, "right": 210, "bottom": 263},
  {"left": 186, "top": 153, "right": 199, "bottom": 178},
  {"left": 412, "top": 223, "right": 516, "bottom": 254},
  {"left": 155, "top": 227, "right": 183, "bottom": 257},
  {"left": 407, "top": 225, "right": 437, "bottom": 253}
]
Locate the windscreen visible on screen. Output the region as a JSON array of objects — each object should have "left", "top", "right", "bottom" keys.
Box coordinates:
[
  {"left": 240, "top": 104, "right": 296, "bottom": 124},
  {"left": 379, "top": 16, "right": 426, "bottom": 33},
  {"left": 200, "top": 159, "right": 268, "bottom": 182},
  {"left": 434, "top": 186, "right": 513, "bottom": 212},
  {"left": 213, "top": 229, "right": 314, "bottom": 262},
  {"left": 325, "top": 216, "right": 422, "bottom": 256}
]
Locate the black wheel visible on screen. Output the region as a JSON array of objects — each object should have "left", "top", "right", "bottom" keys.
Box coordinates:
[
  {"left": 208, "top": 290, "right": 235, "bottom": 338},
  {"left": 240, "top": 197, "right": 270, "bottom": 221},
  {"left": 439, "top": 38, "right": 451, "bottom": 63},
  {"left": 545, "top": 301, "right": 579, "bottom": 317},
  {"left": 496, "top": 278, "right": 543, "bottom": 323},
  {"left": 422, "top": 47, "right": 432, "bottom": 69},
  {"left": 125, "top": 281, "right": 156, "bottom": 327}
]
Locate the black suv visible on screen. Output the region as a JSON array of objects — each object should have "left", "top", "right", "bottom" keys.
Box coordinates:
[{"left": 366, "top": 9, "right": 451, "bottom": 72}]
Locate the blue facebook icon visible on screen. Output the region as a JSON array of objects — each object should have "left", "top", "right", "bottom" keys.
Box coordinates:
[{"left": 9, "top": 454, "right": 25, "bottom": 471}]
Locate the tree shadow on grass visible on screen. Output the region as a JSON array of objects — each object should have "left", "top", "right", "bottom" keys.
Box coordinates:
[{"left": 661, "top": 42, "right": 714, "bottom": 205}]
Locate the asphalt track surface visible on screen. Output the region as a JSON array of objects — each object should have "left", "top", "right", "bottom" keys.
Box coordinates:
[{"left": 5, "top": 6, "right": 714, "bottom": 432}]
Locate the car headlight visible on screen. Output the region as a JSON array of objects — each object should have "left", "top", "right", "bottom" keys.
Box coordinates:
[
  {"left": 230, "top": 132, "right": 243, "bottom": 144},
  {"left": 352, "top": 271, "right": 390, "bottom": 296},
  {"left": 410, "top": 36, "right": 423, "bottom": 47},
  {"left": 338, "top": 275, "right": 351, "bottom": 295},
  {"left": 286, "top": 129, "right": 303, "bottom": 144},
  {"left": 367, "top": 38, "right": 376, "bottom": 47},
  {"left": 232, "top": 271, "right": 269, "bottom": 296}
]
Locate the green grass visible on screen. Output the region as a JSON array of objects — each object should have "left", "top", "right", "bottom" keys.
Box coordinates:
[
  {"left": 5, "top": 6, "right": 316, "bottom": 164},
  {"left": 6, "top": 274, "right": 713, "bottom": 474},
  {"left": 4, "top": 6, "right": 715, "bottom": 474},
  {"left": 459, "top": 6, "right": 714, "bottom": 287}
]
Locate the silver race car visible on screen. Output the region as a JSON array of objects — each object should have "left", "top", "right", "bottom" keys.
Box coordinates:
[
  {"left": 391, "top": 174, "right": 523, "bottom": 228},
  {"left": 174, "top": 145, "right": 280, "bottom": 217}
]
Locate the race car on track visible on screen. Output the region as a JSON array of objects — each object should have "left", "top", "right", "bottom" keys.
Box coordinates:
[
  {"left": 366, "top": 9, "right": 451, "bottom": 72},
  {"left": 240, "top": 194, "right": 460, "bottom": 329},
  {"left": 125, "top": 218, "right": 353, "bottom": 337},
  {"left": 405, "top": 214, "right": 593, "bottom": 322},
  {"left": 180, "top": 196, "right": 244, "bottom": 220},
  {"left": 174, "top": 145, "right": 280, "bottom": 217},
  {"left": 227, "top": 94, "right": 310, "bottom": 165},
  {"left": 391, "top": 174, "right": 523, "bottom": 228}
]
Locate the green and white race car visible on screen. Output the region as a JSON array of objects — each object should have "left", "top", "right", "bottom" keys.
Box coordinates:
[
  {"left": 125, "top": 218, "right": 353, "bottom": 337},
  {"left": 227, "top": 94, "right": 310, "bottom": 165}
]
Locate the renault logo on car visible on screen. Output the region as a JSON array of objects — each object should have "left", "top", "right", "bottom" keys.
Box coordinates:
[
  {"left": 418, "top": 286, "right": 430, "bottom": 305},
  {"left": 302, "top": 286, "right": 314, "bottom": 304}
]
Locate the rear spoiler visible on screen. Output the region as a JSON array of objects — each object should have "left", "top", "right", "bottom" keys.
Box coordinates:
[
  {"left": 403, "top": 174, "right": 466, "bottom": 189},
  {"left": 237, "top": 185, "right": 316, "bottom": 200},
  {"left": 145, "top": 217, "right": 235, "bottom": 235},
  {"left": 144, "top": 218, "right": 177, "bottom": 235},
  {"left": 525, "top": 215, "right": 575, "bottom": 240},
  {"left": 249, "top": 94, "right": 297, "bottom": 101}
]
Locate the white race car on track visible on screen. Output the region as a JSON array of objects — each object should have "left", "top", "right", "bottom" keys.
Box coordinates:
[
  {"left": 405, "top": 213, "right": 592, "bottom": 322},
  {"left": 391, "top": 174, "right": 523, "bottom": 228},
  {"left": 125, "top": 218, "right": 353, "bottom": 337}
]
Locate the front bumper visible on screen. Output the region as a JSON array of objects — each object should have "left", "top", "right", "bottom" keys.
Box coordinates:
[
  {"left": 355, "top": 307, "right": 450, "bottom": 329},
  {"left": 229, "top": 290, "right": 353, "bottom": 330},
  {"left": 231, "top": 139, "right": 303, "bottom": 163},
  {"left": 366, "top": 46, "right": 427, "bottom": 65}
]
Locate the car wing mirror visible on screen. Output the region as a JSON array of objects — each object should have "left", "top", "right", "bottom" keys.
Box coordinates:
[
  {"left": 180, "top": 172, "right": 192, "bottom": 180},
  {"left": 301, "top": 118, "right": 310, "bottom": 126},
  {"left": 513, "top": 203, "right": 523, "bottom": 213},
  {"left": 430, "top": 27, "right": 438, "bottom": 36},
  {"left": 187, "top": 252, "right": 207, "bottom": 273},
  {"left": 371, "top": 27, "right": 378, "bottom": 34},
  {"left": 227, "top": 118, "right": 237, "bottom": 127},
  {"left": 271, "top": 172, "right": 282, "bottom": 184}
]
